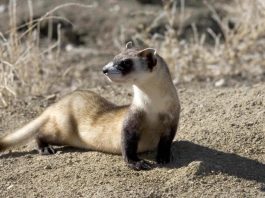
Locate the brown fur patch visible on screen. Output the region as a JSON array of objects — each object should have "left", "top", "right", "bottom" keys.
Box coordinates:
[
  {"left": 69, "top": 100, "right": 79, "bottom": 134},
  {"left": 69, "top": 114, "right": 78, "bottom": 134},
  {"left": 123, "top": 109, "right": 146, "bottom": 135},
  {"left": 92, "top": 105, "right": 129, "bottom": 126},
  {"left": 37, "top": 119, "right": 62, "bottom": 146},
  {"left": 113, "top": 48, "right": 140, "bottom": 62}
]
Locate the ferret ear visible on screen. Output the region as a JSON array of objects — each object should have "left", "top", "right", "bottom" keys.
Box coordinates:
[
  {"left": 137, "top": 48, "right": 157, "bottom": 71},
  {"left": 125, "top": 41, "right": 133, "bottom": 49}
]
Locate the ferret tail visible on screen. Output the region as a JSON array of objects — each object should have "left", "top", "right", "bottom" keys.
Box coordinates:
[{"left": 0, "top": 113, "right": 49, "bottom": 152}]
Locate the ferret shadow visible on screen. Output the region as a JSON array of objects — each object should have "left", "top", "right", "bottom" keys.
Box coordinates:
[
  {"left": 1, "top": 140, "right": 265, "bottom": 185},
  {"left": 0, "top": 146, "right": 88, "bottom": 159},
  {"left": 0, "top": 150, "right": 37, "bottom": 158},
  {"left": 165, "top": 141, "right": 265, "bottom": 184}
]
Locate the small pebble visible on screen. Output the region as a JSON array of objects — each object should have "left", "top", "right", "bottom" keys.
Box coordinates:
[
  {"left": 7, "top": 185, "right": 14, "bottom": 190},
  {"left": 215, "top": 79, "right": 226, "bottom": 87},
  {"left": 44, "top": 165, "right": 52, "bottom": 170}
]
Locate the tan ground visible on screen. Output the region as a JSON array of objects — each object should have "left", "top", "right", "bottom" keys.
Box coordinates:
[
  {"left": 0, "top": 0, "right": 264, "bottom": 197},
  {"left": 0, "top": 82, "right": 264, "bottom": 197}
]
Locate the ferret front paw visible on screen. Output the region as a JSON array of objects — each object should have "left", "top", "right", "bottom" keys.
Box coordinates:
[
  {"left": 127, "top": 160, "right": 153, "bottom": 171},
  {"left": 38, "top": 145, "right": 56, "bottom": 155}
]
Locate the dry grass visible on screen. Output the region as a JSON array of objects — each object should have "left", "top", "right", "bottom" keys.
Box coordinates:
[
  {"left": 0, "top": 0, "right": 57, "bottom": 107},
  {"left": 1, "top": 0, "right": 265, "bottom": 107},
  {"left": 142, "top": 0, "right": 265, "bottom": 83},
  {"left": 0, "top": 0, "right": 94, "bottom": 107}
]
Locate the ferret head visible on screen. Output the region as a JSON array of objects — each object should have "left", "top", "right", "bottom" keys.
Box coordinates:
[{"left": 103, "top": 43, "right": 158, "bottom": 85}]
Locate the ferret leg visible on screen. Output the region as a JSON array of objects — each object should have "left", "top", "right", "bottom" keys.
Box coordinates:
[
  {"left": 122, "top": 131, "right": 153, "bottom": 171},
  {"left": 122, "top": 111, "right": 153, "bottom": 171},
  {"left": 36, "top": 134, "right": 56, "bottom": 155},
  {"left": 156, "top": 126, "right": 176, "bottom": 164}
]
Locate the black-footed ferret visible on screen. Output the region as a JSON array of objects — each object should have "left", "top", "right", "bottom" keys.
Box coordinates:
[{"left": 0, "top": 43, "right": 180, "bottom": 170}]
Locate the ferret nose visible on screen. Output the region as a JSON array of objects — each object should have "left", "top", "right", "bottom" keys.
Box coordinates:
[
  {"left": 102, "top": 68, "right": 108, "bottom": 74},
  {"left": 103, "top": 62, "right": 114, "bottom": 74}
]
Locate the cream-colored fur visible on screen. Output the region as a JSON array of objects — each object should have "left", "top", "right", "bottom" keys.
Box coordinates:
[
  {"left": 132, "top": 56, "right": 180, "bottom": 152},
  {"left": 0, "top": 49, "right": 180, "bottom": 155}
]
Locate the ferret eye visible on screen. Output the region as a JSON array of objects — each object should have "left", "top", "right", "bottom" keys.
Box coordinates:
[
  {"left": 116, "top": 59, "right": 133, "bottom": 75},
  {"left": 121, "top": 59, "right": 133, "bottom": 68}
]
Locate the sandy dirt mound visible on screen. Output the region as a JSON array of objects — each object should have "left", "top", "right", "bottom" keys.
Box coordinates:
[{"left": 0, "top": 83, "right": 264, "bottom": 197}]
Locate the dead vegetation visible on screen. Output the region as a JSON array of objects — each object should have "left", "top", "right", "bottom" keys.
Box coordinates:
[
  {"left": 0, "top": 0, "right": 57, "bottom": 107},
  {"left": 138, "top": 0, "right": 265, "bottom": 83},
  {"left": 0, "top": 0, "right": 93, "bottom": 107},
  {"left": 0, "top": 0, "right": 265, "bottom": 107}
]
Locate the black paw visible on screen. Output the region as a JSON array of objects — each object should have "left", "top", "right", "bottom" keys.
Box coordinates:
[
  {"left": 38, "top": 146, "right": 56, "bottom": 155},
  {"left": 127, "top": 160, "right": 153, "bottom": 171},
  {"left": 156, "top": 155, "right": 170, "bottom": 165}
]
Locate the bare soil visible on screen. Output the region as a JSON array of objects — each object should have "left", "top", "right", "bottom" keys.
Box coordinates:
[{"left": 0, "top": 0, "right": 264, "bottom": 197}]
